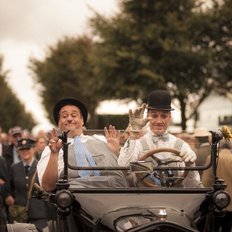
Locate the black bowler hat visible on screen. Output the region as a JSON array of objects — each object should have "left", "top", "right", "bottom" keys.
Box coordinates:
[
  {"left": 53, "top": 98, "right": 88, "bottom": 125},
  {"left": 146, "top": 90, "right": 174, "bottom": 111},
  {"left": 17, "top": 138, "right": 35, "bottom": 150}
]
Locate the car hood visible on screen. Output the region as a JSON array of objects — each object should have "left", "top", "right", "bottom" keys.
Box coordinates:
[
  {"left": 73, "top": 191, "right": 207, "bottom": 231},
  {"left": 101, "top": 207, "right": 198, "bottom": 231}
]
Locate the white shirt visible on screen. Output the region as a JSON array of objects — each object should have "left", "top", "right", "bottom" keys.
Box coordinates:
[
  {"left": 118, "top": 130, "right": 202, "bottom": 187},
  {"left": 118, "top": 130, "right": 195, "bottom": 166},
  {"left": 37, "top": 135, "right": 94, "bottom": 184}
]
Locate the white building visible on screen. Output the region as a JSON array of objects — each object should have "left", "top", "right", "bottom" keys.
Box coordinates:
[
  {"left": 196, "top": 92, "right": 232, "bottom": 131},
  {"left": 96, "top": 92, "right": 232, "bottom": 133}
]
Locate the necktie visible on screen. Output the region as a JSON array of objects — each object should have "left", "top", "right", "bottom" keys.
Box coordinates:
[
  {"left": 24, "top": 165, "right": 30, "bottom": 175},
  {"left": 152, "top": 133, "right": 169, "bottom": 143},
  {"left": 74, "top": 137, "right": 100, "bottom": 177}
]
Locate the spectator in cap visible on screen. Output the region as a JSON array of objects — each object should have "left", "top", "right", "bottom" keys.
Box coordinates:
[
  {"left": 37, "top": 98, "right": 129, "bottom": 192},
  {"left": 193, "top": 128, "right": 211, "bottom": 178},
  {"left": 3, "top": 126, "right": 23, "bottom": 171},
  {"left": 8, "top": 138, "right": 51, "bottom": 231},
  {"left": 118, "top": 90, "right": 202, "bottom": 187}
]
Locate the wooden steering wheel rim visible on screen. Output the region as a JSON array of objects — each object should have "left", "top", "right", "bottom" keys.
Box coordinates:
[{"left": 139, "top": 148, "right": 180, "bottom": 161}]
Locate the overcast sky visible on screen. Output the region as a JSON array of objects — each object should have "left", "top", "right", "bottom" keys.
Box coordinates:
[{"left": 0, "top": 0, "right": 119, "bottom": 132}]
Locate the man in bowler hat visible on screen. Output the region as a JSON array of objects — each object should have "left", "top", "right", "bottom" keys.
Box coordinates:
[
  {"left": 37, "top": 98, "right": 129, "bottom": 192},
  {"left": 118, "top": 90, "right": 202, "bottom": 187}
]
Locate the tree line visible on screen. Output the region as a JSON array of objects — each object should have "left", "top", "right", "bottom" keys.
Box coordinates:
[
  {"left": 0, "top": 56, "right": 35, "bottom": 131},
  {"left": 1, "top": 0, "right": 232, "bottom": 131}
]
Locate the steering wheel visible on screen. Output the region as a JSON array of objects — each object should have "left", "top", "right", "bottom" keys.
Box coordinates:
[{"left": 136, "top": 148, "right": 189, "bottom": 187}]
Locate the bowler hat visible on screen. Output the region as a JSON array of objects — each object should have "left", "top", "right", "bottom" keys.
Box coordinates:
[
  {"left": 17, "top": 138, "right": 35, "bottom": 150},
  {"left": 53, "top": 98, "right": 88, "bottom": 125},
  {"left": 146, "top": 90, "right": 174, "bottom": 111}
]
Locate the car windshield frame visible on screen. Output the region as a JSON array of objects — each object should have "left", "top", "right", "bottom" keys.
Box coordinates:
[{"left": 57, "top": 129, "right": 219, "bottom": 192}]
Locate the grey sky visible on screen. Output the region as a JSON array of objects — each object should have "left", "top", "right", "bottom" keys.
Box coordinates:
[
  {"left": 0, "top": 0, "right": 118, "bottom": 132},
  {"left": 0, "top": 0, "right": 117, "bottom": 43}
]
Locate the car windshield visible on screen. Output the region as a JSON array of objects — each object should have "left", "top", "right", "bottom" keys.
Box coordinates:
[{"left": 63, "top": 129, "right": 214, "bottom": 191}]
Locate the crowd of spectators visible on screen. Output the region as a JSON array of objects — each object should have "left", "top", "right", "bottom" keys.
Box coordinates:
[
  {"left": 0, "top": 126, "right": 50, "bottom": 232},
  {"left": 0, "top": 120, "right": 232, "bottom": 232}
]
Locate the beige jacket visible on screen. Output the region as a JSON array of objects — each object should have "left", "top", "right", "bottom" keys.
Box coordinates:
[{"left": 202, "top": 148, "right": 232, "bottom": 211}]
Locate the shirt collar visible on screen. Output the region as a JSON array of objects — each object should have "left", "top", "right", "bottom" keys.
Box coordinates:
[
  {"left": 23, "top": 158, "right": 34, "bottom": 167},
  {"left": 69, "top": 134, "right": 91, "bottom": 143},
  {"left": 150, "top": 130, "right": 169, "bottom": 137}
]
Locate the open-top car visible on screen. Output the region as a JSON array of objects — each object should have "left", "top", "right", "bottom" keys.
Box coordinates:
[{"left": 7, "top": 127, "right": 231, "bottom": 232}]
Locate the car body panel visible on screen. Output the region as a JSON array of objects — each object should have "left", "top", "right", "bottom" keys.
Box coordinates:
[{"left": 72, "top": 190, "right": 209, "bottom": 231}]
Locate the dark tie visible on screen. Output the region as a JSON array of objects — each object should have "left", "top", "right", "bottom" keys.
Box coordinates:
[
  {"left": 152, "top": 133, "right": 169, "bottom": 143},
  {"left": 24, "top": 165, "right": 30, "bottom": 175},
  {"left": 74, "top": 137, "right": 100, "bottom": 177}
]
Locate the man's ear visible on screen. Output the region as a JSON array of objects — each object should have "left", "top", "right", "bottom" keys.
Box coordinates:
[{"left": 81, "top": 115, "right": 84, "bottom": 127}]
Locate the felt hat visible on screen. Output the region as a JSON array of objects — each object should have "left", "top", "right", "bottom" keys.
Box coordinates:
[
  {"left": 53, "top": 98, "right": 88, "bottom": 125},
  {"left": 17, "top": 138, "right": 35, "bottom": 150},
  {"left": 146, "top": 90, "right": 174, "bottom": 111},
  {"left": 9, "top": 126, "right": 23, "bottom": 136},
  {"left": 193, "top": 128, "right": 211, "bottom": 137}
]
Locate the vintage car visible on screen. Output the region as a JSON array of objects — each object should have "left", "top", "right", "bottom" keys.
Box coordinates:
[{"left": 7, "top": 127, "right": 231, "bottom": 232}]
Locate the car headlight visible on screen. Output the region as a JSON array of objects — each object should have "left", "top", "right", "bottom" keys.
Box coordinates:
[
  {"left": 116, "top": 216, "right": 152, "bottom": 232},
  {"left": 212, "top": 190, "right": 230, "bottom": 210},
  {"left": 55, "top": 190, "right": 74, "bottom": 209}
]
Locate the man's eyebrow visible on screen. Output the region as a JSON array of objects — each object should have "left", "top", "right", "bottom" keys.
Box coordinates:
[{"left": 60, "top": 109, "right": 79, "bottom": 114}]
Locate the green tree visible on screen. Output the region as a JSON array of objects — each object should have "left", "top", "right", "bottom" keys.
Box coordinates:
[
  {"left": 0, "top": 56, "right": 35, "bottom": 132},
  {"left": 206, "top": 0, "right": 232, "bottom": 93},
  {"left": 90, "top": 0, "right": 216, "bottom": 130},
  {"left": 29, "top": 0, "right": 232, "bottom": 131},
  {"left": 29, "top": 36, "right": 100, "bottom": 128}
]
